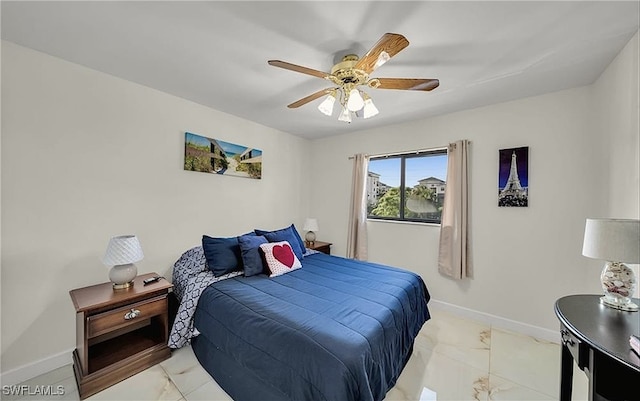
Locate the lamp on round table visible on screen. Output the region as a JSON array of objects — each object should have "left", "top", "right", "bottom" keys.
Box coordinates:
[{"left": 582, "top": 218, "right": 640, "bottom": 311}]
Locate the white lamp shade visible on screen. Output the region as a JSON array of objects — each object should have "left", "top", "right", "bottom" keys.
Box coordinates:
[
  {"left": 362, "top": 98, "right": 379, "bottom": 119},
  {"left": 338, "top": 106, "right": 352, "bottom": 123},
  {"left": 318, "top": 94, "right": 336, "bottom": 116},
  {"left": 582, "top": 219, "right": 640, "bottom": 263},
  {"left": 303, "top": 218, "right": 319, "bottom": 232},
  {"left": 347, "top": 89, "right": 365, "bottom": 112},
  {"left": 103, "top": 235, "right": 144, "bottom": 266}
]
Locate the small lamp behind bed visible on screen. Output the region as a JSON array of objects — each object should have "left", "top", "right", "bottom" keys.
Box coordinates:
[{"left": 303, "top": 218, "right": 319, "bottom": 246}]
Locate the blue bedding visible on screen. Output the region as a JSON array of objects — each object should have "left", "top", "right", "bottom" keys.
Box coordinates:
[{"left": 192, "top": 252, "right": 430, "bottom": 401}]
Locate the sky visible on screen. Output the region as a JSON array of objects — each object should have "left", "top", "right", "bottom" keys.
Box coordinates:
[{"left": 369, "top": 154, "right": 448, "bottom": 187}]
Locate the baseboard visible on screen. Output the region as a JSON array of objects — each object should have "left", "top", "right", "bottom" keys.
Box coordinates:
[
  {"left": 429, "top": 299, "right": 560, "bottom": 344},
  {"left": 1, "top": 302, "right": 559, "bottom": 386},
  {"left": 0, "top": 348, "right": 73, "bottom": 386}
]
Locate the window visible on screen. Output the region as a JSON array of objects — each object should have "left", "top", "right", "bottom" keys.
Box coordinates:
[{"left": 367, "top": 149, "right": 448, "bottom": 224}]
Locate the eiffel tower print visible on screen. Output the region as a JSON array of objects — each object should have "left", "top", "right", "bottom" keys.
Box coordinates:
[{"left": 498, "top": 147, "right": 528, "bottom": 207}]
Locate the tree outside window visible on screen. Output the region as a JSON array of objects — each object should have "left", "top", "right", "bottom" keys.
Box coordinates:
[{"left": 367, "top": 150, "right": 447, "bottom": 224}]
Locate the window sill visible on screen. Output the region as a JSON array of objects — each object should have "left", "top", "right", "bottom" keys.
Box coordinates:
[{"left": 366, "top": 219, "right": 441, "bottom": 228}]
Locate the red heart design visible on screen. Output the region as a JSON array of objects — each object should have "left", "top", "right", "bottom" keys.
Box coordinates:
[{"left": 272, "top": 244, "right": 294, "bottom": 268}]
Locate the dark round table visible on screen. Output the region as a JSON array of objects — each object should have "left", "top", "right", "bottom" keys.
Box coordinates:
[{"left": 555, "top": 294, "right": 639, "bottom": 401}]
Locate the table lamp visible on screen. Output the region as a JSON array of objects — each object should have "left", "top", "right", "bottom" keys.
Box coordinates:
[
  {"left": 582, "top": 218, "right": 640, "bottom": 311},
  {"left": 102, "top": 235, "right": 144, "bottom": 290},
  {"left": 303, "top": 218, "right": 319, "bottom": 245}
]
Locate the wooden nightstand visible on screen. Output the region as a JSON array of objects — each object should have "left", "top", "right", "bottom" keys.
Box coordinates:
[
  {"left": 69, "top": 273, "right": 173, "bottom": 399},
  {"left": 306, "top": 240, "right": 332, "bottom": 255}
]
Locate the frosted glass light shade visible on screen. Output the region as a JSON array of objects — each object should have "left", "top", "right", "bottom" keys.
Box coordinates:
[
  {"left": 338, "top": 107, "right": 352, "bottom": 123},
  {"left": 318, "top": 94, "right": 336, "bottom": 116},
  {"left": 363, "top": 98, "right": 379, "bottom": 119},
  {"left": 103, "top": 235, "right": 143, "bottom": 290},
  {"left": 582, "top": 219, "right": 640, "bottom": 311},
  {"left": 347, "top": 89, "right": 364, "bottom": 112}
]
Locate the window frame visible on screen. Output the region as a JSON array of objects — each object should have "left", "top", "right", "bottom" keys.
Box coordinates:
[{"left": 367, "top": 149, "right": 447, "bottom": 225}]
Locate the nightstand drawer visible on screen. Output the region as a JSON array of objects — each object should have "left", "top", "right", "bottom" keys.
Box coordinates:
[{"left": 88, "top": 296, "right": 167, "bottom": 338}]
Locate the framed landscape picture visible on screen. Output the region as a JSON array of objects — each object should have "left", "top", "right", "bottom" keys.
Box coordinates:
[
  {"left": 184, "top": 132, "right": 262, "bottom": 179},
  {"left": 498, "top": 146, "right": 528, "bottom": 207}
]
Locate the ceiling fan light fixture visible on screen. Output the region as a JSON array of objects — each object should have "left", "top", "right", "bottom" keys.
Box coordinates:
[
  {"left": 338, "top": 106, "right": 352, "bottom": 123},
  {"left": 363, "top": 98, "right": 379, "bottom": 119},
  {"left": 268, "top": 33, "right": 438, "bottom": 124},
  {"left": 361, "top": 91, "right": 379, "bottom": 119},
  {"left": 317, "top": 91, "right": 336, "bottom": 116},
  {"left": 346, "top": 88, "right": 365, "bottom": 112}
]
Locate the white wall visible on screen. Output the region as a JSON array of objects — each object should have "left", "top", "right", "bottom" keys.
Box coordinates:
[
  {"left": 593, "top": 32, "right": 639, "bottom": 219},
  {"left": 592, "top": 32, "right": 640, "bottom": 296},
  {"left": 309, "top": 32, "right": 639, "bottom": 334},
  {"left": 0, "top": 41, "right": 310, "bottom": 376}
]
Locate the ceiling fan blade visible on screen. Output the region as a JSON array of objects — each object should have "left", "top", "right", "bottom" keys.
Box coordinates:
[
  {"left": 268, "top": 60, "right": 330, "bottom": 79},
  {"left": 376, "top": 78, "right": 440, "bottom": 91},
  {"left": 354, "top": 33, "right": 410, "bottom": 73},
  {"left": 287, "top": 88, "right": 335, "bottom": 108}
]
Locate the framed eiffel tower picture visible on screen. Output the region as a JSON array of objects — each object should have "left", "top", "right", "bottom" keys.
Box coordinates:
[{"left": 498, "top": 146, "right": 529, "bottom": 207}]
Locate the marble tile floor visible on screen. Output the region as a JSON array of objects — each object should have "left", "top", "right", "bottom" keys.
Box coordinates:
[{"left": 2, "top": 309, "right": 589, "bottom": 401}]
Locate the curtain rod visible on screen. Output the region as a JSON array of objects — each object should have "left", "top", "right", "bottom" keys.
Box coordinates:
[{"left": 347, "top": 145, "right": 450, "bottom": 160}]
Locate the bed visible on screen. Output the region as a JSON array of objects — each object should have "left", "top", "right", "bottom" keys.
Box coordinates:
[{"left": 169, "top": 246, "right": 430, "bottom": 401}]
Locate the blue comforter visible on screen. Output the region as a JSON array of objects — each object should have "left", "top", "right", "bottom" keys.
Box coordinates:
[{"left": 193, "top": 252, "right": 430, "bottom": 401}]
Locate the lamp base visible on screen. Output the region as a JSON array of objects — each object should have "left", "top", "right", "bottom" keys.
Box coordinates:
[
  {"left": 109, "top": 263, "right": 137, "bottom": 291},
  {"left": 305, "top": 231, "right": 316, "bottom": 246},
  {"left": 112, "top": 281, "right": 134, "bottom": 290},
  {"left": 600, "top": 296, "right": 639, "bottom": 311},
  {"left": 600, "top": 261, "right": 638, "bottom": 312}
]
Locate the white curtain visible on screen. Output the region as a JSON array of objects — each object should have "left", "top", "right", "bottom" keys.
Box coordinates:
[
  {"left": 438, "top": 140, "right": 472, "bottom": 279},
  {"left": 346, "top": 153, "right": 369, "bottom": 260}
]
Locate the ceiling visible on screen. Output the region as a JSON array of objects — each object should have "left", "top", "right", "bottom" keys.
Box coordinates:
[{"left": 2, "top": 1, "right": 639, "bottom": 140}]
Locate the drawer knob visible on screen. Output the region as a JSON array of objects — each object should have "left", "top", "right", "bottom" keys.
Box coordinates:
[{"left": 124, "top": 308, "right": 141, "bottom": 320}]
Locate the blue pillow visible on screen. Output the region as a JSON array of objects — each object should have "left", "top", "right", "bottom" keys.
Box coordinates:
[
  {"left": 202, "top": 235, "right": 243, "bottom": 277},
  {"left": 255, "top": 224, "right": 306, "bottom": 257},
  {"left": 289, "top": 224, "right": 307, "bottom": 253},
  {"left": 238, "top": 234, "right": 268, "bottom": 277},
  {"left": 255, "top": 225, "right": 305, "bottom": 261}
]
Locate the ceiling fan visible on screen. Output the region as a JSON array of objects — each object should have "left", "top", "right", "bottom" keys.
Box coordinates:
[{"left": 268, "top": 33, "right": 439, "bottom": 123}]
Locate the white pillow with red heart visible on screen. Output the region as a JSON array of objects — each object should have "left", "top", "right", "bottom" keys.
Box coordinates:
[{"left": 259, "top": 241, "right": 302, "bottom": 277}]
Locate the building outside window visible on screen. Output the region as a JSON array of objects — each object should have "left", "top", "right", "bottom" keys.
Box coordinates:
[{"left": 367, "top": 149, "right": 448, "bottom": 224}]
